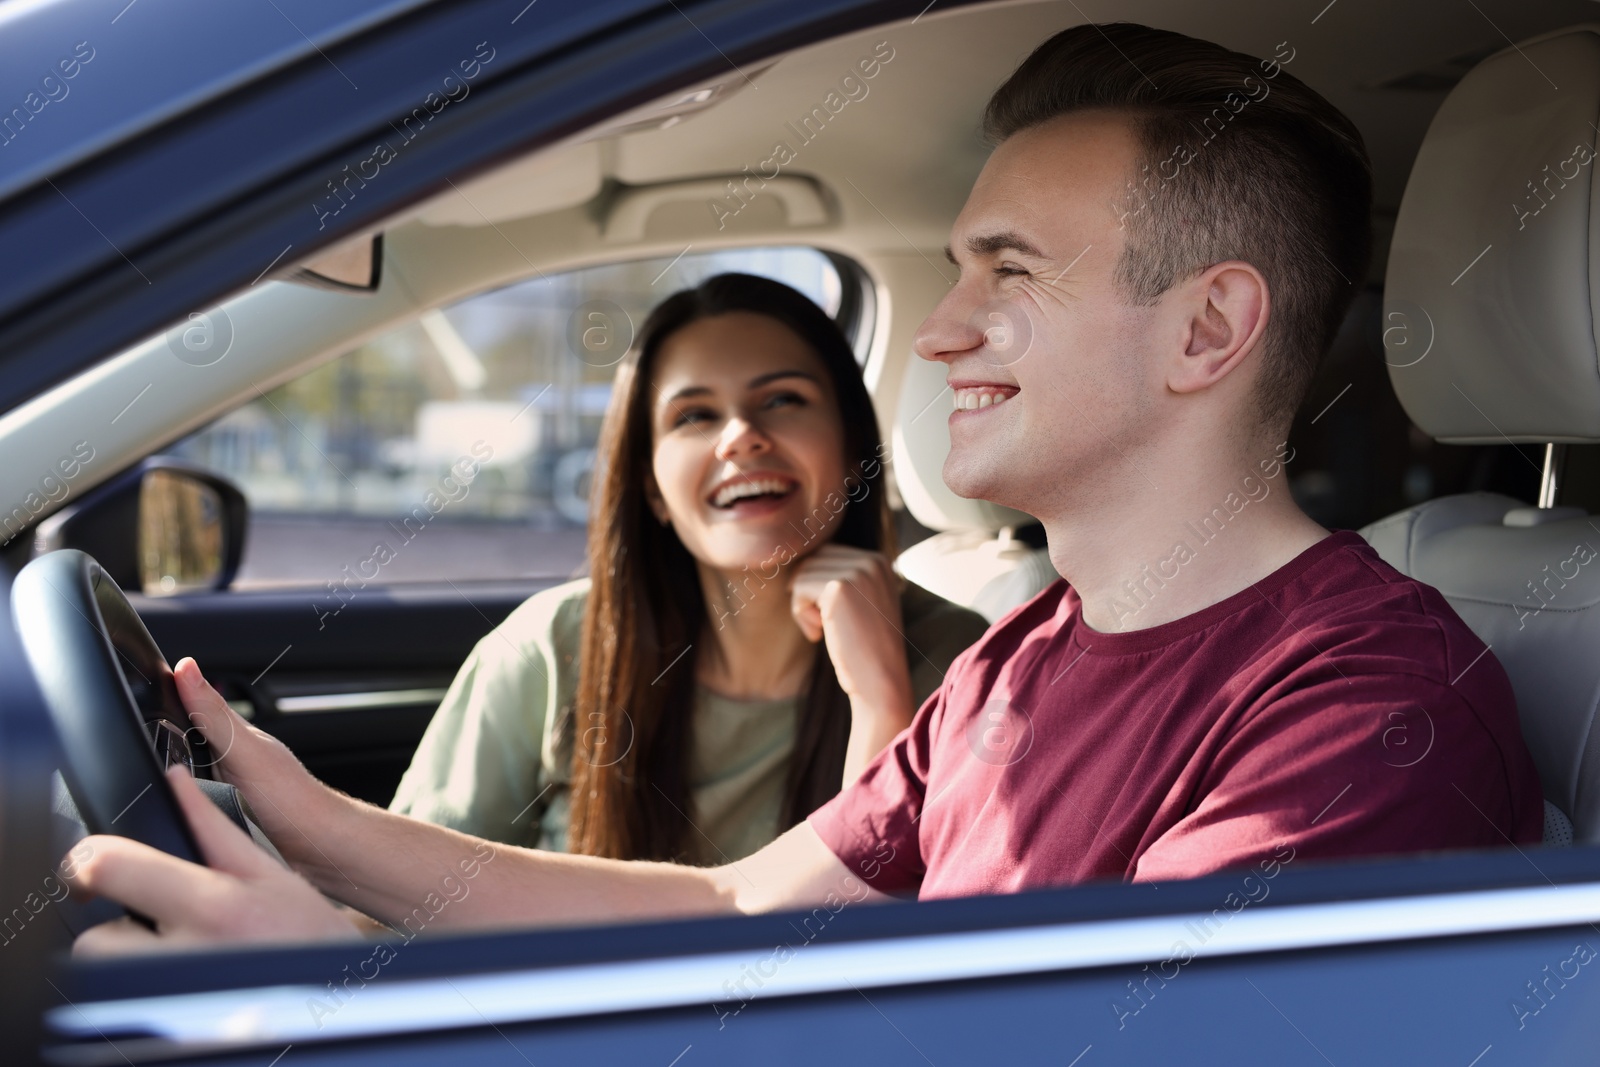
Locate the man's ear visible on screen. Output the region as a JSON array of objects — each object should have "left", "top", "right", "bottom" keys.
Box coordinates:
[{"left": 1168, "top": 261, "right": 1268, "bottom": 396}]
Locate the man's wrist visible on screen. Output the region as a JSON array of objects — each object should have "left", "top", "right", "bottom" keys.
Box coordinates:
[{"left": 278, "top": 784, "right": 365, "bottom": 888}]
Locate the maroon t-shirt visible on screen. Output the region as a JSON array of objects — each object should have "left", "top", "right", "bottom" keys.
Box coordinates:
[{"left": 810, "top": 531, "right": 1543, "bottom": 898}]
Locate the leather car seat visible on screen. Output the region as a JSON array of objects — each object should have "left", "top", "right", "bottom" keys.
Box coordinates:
[
  {"left": 1358, "top": 24, "right": 1600, "bottom": 845},
  {"left": 890, "top": 335, "right": 1059, "bottom": 623}
]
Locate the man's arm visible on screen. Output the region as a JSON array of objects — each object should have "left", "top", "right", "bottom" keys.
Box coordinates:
[
  {"left": 66, "top": 661, "right": 884, "bottom": 953},
  {"left": 296, "top": 787, "right": 873, "bottom": 931}
]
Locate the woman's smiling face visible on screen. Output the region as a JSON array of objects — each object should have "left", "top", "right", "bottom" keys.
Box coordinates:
[{"left": 648, "top": 311, "right": 850, "bottom": 577}]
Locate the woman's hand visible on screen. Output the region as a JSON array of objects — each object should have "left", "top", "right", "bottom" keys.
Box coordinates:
[
  {"left": 66, "top": 767, "right": 363, "bottom": 955},
  {"left": 176, "top": 657, "right": 343, "bottom": 875},
  {"left": 790, "top": 545, "right": 916, "bottom": 782}
]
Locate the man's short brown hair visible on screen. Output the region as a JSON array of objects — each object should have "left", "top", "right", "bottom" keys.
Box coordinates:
[{"left": 984, "top": 23, "right": 1372, "bottom": 432}]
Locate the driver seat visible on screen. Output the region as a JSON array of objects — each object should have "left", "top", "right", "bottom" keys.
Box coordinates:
[{"left": 1357, "top": 24, "right": 1600, "bottom": 846}]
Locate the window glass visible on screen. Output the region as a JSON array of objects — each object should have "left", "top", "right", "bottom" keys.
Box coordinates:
[{"left": 168, "top": 247, "right": 846, "bottom": 587}]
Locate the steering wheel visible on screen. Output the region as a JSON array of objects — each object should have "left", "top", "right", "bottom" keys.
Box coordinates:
[{"left": 10, "top": 549, "right": 208, "bottom": 866}]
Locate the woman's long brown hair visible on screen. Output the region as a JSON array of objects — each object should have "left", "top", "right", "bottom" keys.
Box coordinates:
[{"left": 568, "top": 273, "right": 892, "bottom": 862}]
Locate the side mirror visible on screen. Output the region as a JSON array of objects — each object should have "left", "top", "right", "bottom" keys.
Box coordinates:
[{"left": 35, "top": 459, "right": 247, "bottom": 595}]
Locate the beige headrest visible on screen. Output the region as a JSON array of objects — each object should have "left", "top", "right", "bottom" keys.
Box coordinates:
[{"left": 1385, "top": 25, "right": 1600, "bottom": 443}]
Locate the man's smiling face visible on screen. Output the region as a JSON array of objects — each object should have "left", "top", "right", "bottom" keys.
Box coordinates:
[{"left": 914, "top": 110, "right": 1167, "bottom": 517}]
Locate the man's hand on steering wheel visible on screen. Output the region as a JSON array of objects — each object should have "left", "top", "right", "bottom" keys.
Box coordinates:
[
  {"left": 61, "top": 659, "right": 362, "bottom": 954},
  {"left": 65, "top": 764, "right": 361, "bottom": 954},
  {"left": 174, "top": 658, "right": 339, "bottom": 864}
]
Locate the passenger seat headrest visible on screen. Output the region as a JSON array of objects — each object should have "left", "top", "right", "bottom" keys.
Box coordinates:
[{"left": 1385, "top": 24, "right": 1600, "bottom": 443}]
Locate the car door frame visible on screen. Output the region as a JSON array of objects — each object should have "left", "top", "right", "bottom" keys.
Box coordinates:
[{"left": 45, "top": 845, "right": 1600, "bottom": 1064}]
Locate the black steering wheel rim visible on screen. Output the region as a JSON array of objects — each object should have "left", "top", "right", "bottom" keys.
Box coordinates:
[{"left": 11, "top": 548, "right": 204, "bottom": 865}]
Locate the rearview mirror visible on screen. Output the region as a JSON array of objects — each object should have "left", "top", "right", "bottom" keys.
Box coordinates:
[{"left": 35, "top": 459, "right": 247, "bottom": 595}]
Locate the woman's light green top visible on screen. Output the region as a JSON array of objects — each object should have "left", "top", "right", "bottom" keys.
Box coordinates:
[{"left": 389, "top": 577, "right": 989, "bottom": 863}]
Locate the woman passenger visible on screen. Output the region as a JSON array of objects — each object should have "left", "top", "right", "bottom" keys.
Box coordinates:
[{"left": 390, "top": 273, "right": 988, "bottom": 863}]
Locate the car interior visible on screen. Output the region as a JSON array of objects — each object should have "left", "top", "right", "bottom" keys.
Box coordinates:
[
  {"left": 6, "top": 0, "right": 1600, "bottom": 967},
  {"left": 12, "top": 0, "right": 1600, "bottom": 1061}
]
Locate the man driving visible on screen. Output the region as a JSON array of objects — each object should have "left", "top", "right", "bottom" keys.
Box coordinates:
[{"left": 65, "top": 22, "right": 1543, "bottom": 952}]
